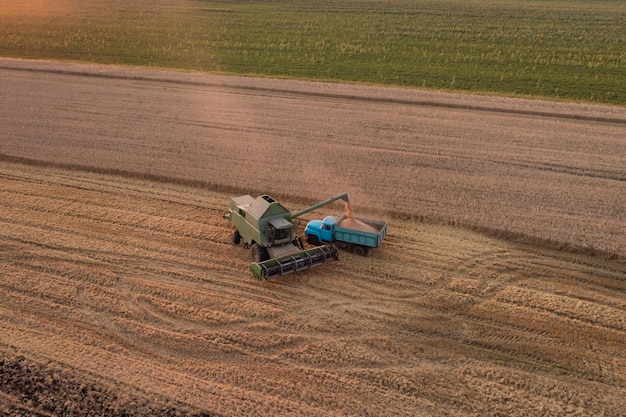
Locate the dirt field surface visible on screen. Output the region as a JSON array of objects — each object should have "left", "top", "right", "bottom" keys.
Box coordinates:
[{"left": 1, "top": 59, "right": 625, "bottom": 416}]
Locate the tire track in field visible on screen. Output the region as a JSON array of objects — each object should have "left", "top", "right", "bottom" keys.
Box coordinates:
[
  {"left": 453, "top": 250, "right": 626, "bottom": 385},
  {"left": 0, "top": 165, "right": 326, "bottom": 413},
  {"left": 303, "top": 218, "right": 623, "bottom": 390},
  {"left": 385, "top": 227, "right": 626, "bottom": 386}
]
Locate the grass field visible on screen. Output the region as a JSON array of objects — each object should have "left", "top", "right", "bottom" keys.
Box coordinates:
[{"left": 0, "top": 0, "right": 624, "bottom": 104}]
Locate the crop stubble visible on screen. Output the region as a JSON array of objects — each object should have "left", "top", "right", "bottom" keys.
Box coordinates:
[
  {"left": 1, "top": 59, "right": 625, "bottom": 258},
  {"left": 1, "top": 61, "right": 625, "bottom": 415},
  {"left": 1, "top": 161, "right": 625, "bottom": 416}
]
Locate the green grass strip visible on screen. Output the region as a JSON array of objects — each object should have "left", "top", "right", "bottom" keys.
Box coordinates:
[{"left": 1, "top": 0, "right": 624, "bottom": 104}]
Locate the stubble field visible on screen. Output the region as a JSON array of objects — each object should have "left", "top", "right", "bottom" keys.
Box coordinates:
[
  {"left": 1, "top": 60, "right": 625, "bottom": 416},
  {"left": 2, "top": 161, "right": 625, "bottom": 416}
]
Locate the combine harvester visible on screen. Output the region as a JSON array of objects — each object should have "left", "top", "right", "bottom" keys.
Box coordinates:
[{"left": 224, "top": 193, "right": 349, "bottom": 281}]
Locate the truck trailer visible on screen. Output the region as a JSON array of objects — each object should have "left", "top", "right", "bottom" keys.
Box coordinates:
[{"left": 304, "top": 214, "right": 387, "bottom": 256}]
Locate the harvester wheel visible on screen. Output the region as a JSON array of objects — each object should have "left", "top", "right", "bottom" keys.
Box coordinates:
[
  {"left": 232, "top": 230, "right": 241, "bottom": 245},
  {"left": 352, "top": 245, "right": 369, "bottom": 257},
  {"left": 307, "top": 235, "right": 320, "bottom": 246},
  {"left": 250, "top": 243, "right": 269, "bottom": 263}
]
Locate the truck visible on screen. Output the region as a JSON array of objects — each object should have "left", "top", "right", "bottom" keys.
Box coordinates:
[
  {"left": 224, "top": 193, "right": 349, "bottom": 281},
  {"left": 304, "top": 214, "right": 387, "bottom": 256}
]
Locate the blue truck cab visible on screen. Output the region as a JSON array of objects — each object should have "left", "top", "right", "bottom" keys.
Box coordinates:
[
  {"left": 305, "top": 216, "right": 338, "bottom": 243},
  {"left": 304, "top": 215, "right": 387, "bottom": 256}
]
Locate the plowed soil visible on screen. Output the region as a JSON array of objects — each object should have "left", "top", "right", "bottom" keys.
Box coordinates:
[{"left": 1, "top": 60, "right": 625, "bottom": 416}]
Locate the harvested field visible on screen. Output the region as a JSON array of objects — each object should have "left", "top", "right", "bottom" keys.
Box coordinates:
[
  {"left": 1, "top": 60, "right": 625, "bottom": 416},
  {"left": 1, "top": 161, "right": 625, "bottom": 416},
  {"left": 1, "top": 58, "right": 625, "bottom": 258}
]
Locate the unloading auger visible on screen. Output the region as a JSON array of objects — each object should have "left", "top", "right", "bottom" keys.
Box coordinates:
[{"left": 224, "top": 193, "right": 349, "bottom": 281}]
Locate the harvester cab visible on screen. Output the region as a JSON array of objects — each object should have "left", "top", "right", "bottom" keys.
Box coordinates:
[{"left": 224, "top": 193, "right": 349, "bottom": 281}]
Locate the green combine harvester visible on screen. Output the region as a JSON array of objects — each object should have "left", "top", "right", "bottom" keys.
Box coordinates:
[{"left": 224, "top": 193, "right": 349, "bottom": 281}]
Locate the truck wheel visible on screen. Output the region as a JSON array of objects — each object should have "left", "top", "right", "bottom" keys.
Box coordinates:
[
  {"left": 352, "top": 245, "right": 369, "bottom": 257},
  {"left": 232, "top": 230, "right": 241, "bottom": 245},
  {"left": 307, "top": 234, "right": 320, "bottom": 246},
  {"left": 250, "top": 243, "right": 269, "bottom": 262}
]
